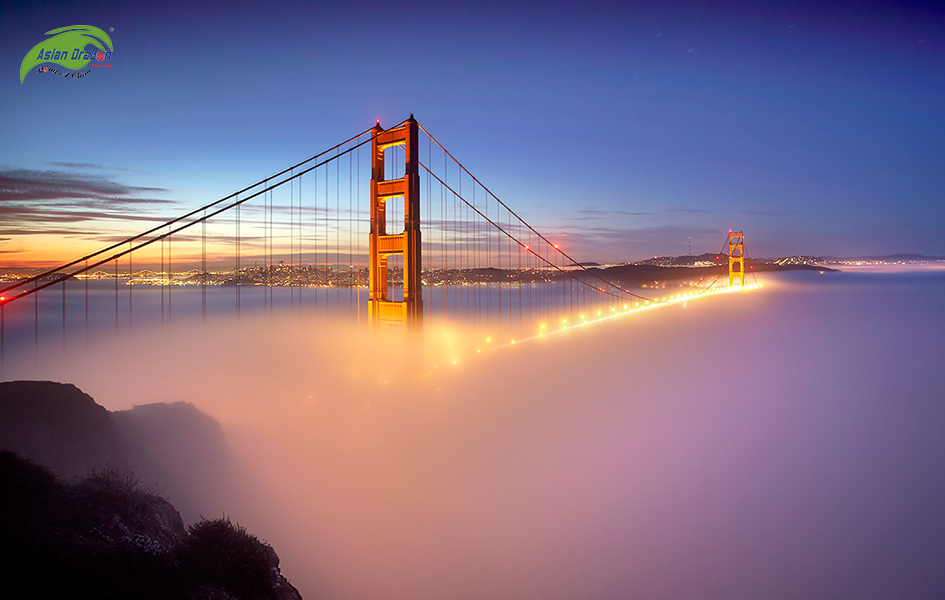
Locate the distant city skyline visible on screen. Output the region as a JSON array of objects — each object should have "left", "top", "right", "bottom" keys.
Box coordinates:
[{"left": 2, "top": 0, "right": 943, "bottom": 266}]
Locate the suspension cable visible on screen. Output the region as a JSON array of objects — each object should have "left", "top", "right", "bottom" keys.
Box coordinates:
[
  {"left": 417, "top": 122, "right": 645, "bottom": 300},
  {"left": 1, "top": 126, "right": 379, "bottom": 298},
  {"left": 419, "top": 162, "right": 655, "bottom": 303},
  {"left": 3, "top": 127, "right": 396, "bottom": 305}
]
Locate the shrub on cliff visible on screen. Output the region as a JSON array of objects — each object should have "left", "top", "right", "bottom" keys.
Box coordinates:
[{"left": 180, "top": 517, "right": 281, "bottom": 600}]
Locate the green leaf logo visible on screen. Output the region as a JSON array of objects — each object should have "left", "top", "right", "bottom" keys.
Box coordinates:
[{"left": 20, "top": 25, "right": 113, "bottom": 83}]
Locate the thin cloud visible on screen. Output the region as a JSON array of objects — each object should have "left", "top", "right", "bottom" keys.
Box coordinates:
[
  {"left": 740, "top": 208, "right": 799, "bottom": 217},
  {"left": 47, "top": 162, "right": 143, "bottom": 173},
  {"left": 662, "top": 207, "right": 705, "bottom": 214},
  {"left": 575, "top": 208, "right": 653, "bottom": 217},
  {"left": 0, "top": 206, "right": 174, "bottom": 224},
  {"left": 0, "top": 168, "right": 171, "bottom": 203},
  {"left": 0, "top": 168, "right": 178, "bottom": 247}
]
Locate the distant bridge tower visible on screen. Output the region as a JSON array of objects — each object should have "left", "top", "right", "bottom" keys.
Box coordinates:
[
  {"left": 368, "top": 116, "right": 423, "bottom": 328},
  {"left": 728, "top": 230, "right": 744, "bottom": 287}
]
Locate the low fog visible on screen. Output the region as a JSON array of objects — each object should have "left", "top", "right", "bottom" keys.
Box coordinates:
[{"left": 6, "top": 269, "right": 945, "bottom": 599}]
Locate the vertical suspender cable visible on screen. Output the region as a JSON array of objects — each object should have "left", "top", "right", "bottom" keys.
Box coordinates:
[
  {"left": 335, "top": 154, "right": 340, "bottom": 311},
  {"left": 161, "top": 234, "right": 165, "bottom": 323},
  {"left": 354, "top": 136, "right": 361, "bottom": 326},
  {"left": 114, "top": 257, "right": 119, "bottom": 333},
  {"left": 34, "top": 280, "right": 39, "bottom": 358},
  {"left": 168, "top": 228, "right": 172, "bottom": 322},
  {"left": 128, "top": 242, "right": 133, "bottom": 330},
  {"left": 349, "top": 150, "right": 353, "bottom": 316},
  {"left": 202, "top": 209, "right": 207, "bottom": 322},
  {"left": 84, "top": 259, "right": 88, "bottom": 344},
  {"left": 290, "top": 175, "right": 294, "bottom": 311},
  {"left": 61, "top": 277, "right": 65, "bottom": 354},
  {"left": 295, "top": 175, "right": 305, "bottom": 311},
  {"left": 234, "top": 199, "right": 238, "bottom": 316}
]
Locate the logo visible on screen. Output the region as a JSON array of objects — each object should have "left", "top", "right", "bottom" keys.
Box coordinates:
[{"left": 20, "top": 25, "right": 113, "bottom": 83}]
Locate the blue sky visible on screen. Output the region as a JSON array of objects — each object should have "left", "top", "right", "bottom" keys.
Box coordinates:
[{"left": 2, "top": 0, "right": 943, "bottom": 262}]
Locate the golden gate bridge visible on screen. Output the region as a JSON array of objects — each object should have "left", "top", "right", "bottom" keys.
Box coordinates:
[{"left": 0, "top": 116, "right": 754, "bottom": 366}]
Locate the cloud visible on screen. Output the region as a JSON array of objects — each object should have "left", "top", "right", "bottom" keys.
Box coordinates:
[
  {"left": 47, "top": 162, "right": 143, "bottom": 173},
  {"left": 542, "top": 223, "right": 725, "bottom": 262},
  {"left": 0, "top": 167, "right": 178, "bottom": 247},
  {"left": 662, "top": 207, "right": 705, "bottom": 214},
  {"left": 571, "top": 207, "right": 707, "bottom": 221},
  {"left": 739, "top": 208, "right": 799, "bottom": 217},
  {"left": 0, "top": 168, "right": 171, "bottom": 204},
  {"left": 0, "top": 206, "right": 173, "bottom": 225},
  {"left": 575, "top": 208, "right": 653, "bottom": 218}
]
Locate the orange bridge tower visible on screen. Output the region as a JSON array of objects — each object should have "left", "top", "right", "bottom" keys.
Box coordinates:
[
  {"left": 728, "top": 230, "right": 745, "bottom": 287},
  {"left": 368, "top": 116, "right": 423, "bottom": 328}
]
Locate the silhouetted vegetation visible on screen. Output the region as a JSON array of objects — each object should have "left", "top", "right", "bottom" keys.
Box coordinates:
[
  {"left": 181, "top": 517, "right": 284, "bottom": 600},
  {"left": 0, "top": 450, "right": 300, "bottom": 599}
]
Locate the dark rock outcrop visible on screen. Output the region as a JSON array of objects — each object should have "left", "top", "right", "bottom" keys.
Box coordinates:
[
  {"left": 0, "top": 381, "right": 303, "bottom": 600},
  {"left": 0, "top": 380, "right": 128, "bottom": 478},
  {"left": 0, "top": 380, "right": 240, "bottom": 523}
]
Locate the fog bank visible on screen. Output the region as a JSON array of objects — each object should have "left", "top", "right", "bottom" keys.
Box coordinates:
[{"left": 7, "top": 269, "right": 945, "bottom": 599}]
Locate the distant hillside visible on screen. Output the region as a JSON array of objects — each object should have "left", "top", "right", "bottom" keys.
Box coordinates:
[
  {"left": 588, "top": 260, "right": 834, "bottom": 288},
  {"left": 0, "top": 381, "right": 127, "bottom": 477},
  {"left": 111, "top": 400, "right": 240, "bottom": 523},
  {"left": 834, "top": 254, "right": 945, "bottom": 261}
]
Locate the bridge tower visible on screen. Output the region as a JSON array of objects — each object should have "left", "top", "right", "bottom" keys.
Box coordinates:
[
  {"left": 728, "top": 230, "right": 744, "bottom": 287},
  {"left": 368, "top": 116, "right": 423, "bottom": 328}
]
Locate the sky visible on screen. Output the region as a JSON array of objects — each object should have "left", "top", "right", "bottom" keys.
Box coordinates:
[{"left": 1, "top": 0, "right": 944, "bottom": 264}]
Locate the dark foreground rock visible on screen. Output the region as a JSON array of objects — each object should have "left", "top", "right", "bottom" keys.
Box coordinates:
[
  {"left": 0, "top": 451, "right": 302, "bottom": 600},
  {"left": 0, "top": 381, "right": 302, "bottom": 600},
  {"left": 0, "top": 380, "right": 240, "bottom": 523}
]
